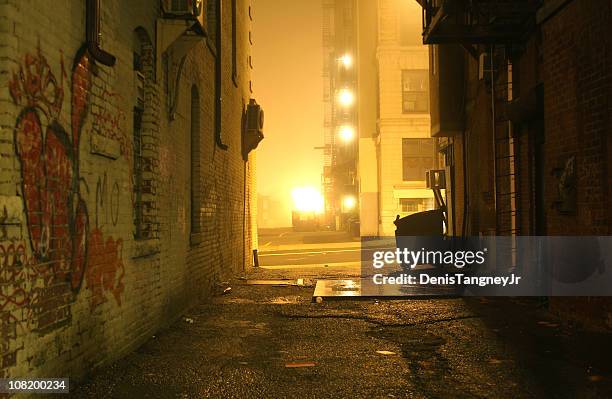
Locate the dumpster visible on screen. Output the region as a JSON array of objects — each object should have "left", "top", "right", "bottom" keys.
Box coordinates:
[
  {"left": 394, "top": 209, "right": 445, "bottom": 270},
  {"left": 393, "top": 209, "right": 444, "bottom": 236}
]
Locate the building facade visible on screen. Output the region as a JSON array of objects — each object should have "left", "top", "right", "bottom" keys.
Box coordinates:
[
  {"left": 418, "top": 0, "right": 611, "bottom": 329},
  {"left": 322, "top": 0, "right": 359, "bottom": 231},
  {"left": 325, "top": 0, "right": 437, "bottom": 237},
  {"left": 374, "top": 0, "right": 436, "bottom": 236},
  {"left": 0, "top": 0, "right": 257, "bottom": 379}
]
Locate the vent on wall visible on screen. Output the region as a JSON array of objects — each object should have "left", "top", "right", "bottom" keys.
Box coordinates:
[{"left": 161, "top": 0, "right": 205, "bottom": 32}]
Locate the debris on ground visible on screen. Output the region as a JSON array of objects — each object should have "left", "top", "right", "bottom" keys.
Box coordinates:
[
  {"left": 285, "top": 362, "right": 316, "bottom": 368},
  {"left": 537, "top": 321, "right": 559, "bottom": 328},
  {"left": 245, "top": 278, "right": 313, "bottom": 287},
  {"left": 376, "top": 350, "right": 397, "bottom": 355},
  {"left": 214, "top": 281, "right": 232, "bottom": 296}
]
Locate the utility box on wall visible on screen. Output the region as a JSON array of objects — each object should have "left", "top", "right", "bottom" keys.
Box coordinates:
[
  {"left": 161, "top": 0, "right": 206, "bottom": 33},
  {"left": 429, "top": 44, "right": 465, "bottom": 137}
]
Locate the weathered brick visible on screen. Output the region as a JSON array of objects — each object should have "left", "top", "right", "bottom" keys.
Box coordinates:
[{"left": 0, "top": 0, "right": 257, "bottom": 382}]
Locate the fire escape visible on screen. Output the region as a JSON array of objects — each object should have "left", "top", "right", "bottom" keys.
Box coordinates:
[
  {"left": 417, "top": 0, "right": 540, "bottom": 242},
  {"left": 418, "top": 0, "right": 539, "bottom": 45}
]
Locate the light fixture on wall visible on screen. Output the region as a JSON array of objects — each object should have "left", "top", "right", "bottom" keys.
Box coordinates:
[
  {"left": 339, "top": 54, "right": 352, "bottom": 68},
  {"left": 337, "top": 88, "right": 354, "bottom": 107},
  {"left": 338, "top": 125, "right": 355, "bottom": 143}
]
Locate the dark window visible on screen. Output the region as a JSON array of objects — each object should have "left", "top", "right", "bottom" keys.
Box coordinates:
[
  {"left": 190, "top": 85, "right": 201, "bottom": 235},
  {"left": 402, "top": 70, "right": 429, "bottom": 113},
  {"left": 133, "top": 27, "right": 158, "bottom": 241},
  {"left": 133, "top": 107, "right": 144, "bottom": 238},
  {"left": 402, "top": 138, "right": 434, "bottom": 181}
]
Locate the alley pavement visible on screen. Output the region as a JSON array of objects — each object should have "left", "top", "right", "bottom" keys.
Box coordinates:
[{"left": 70, "top": 262, "right": 612, "bottom": 399}]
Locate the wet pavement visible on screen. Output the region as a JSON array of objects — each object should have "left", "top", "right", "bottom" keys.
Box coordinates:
[{"left": 71, "top": 265, "right": 612, "bottom": 398}]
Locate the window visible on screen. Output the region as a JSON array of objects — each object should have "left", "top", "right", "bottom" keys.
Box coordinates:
[
  {"left": 133, "top": 107, "right": 144, "bottom": 238},
  {"left": 132, "top": 27, "right": 159, "bottom": 241},
  {"left": 190, "top": 85, "right": 201, "bottom": 235},
  {"left": 401, "top": 199, "right": 420, "bottom": 213},
  {"left": 401, "top": 198, "right": 434, "bottom": 213},
  {"left": 133, "top": 27, "right": 151, "bottom": 240},
  {"left": 402, "top": 70, "right": 429, "bottom": 113},
  {"left": 402, "top": 138, "right": 434, "bottom": 181}
]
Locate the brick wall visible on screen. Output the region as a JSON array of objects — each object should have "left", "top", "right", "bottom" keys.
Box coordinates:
[
  {"left": 541, "top": 0, "right": 610, "bottom": 236},
  {"left": 541, "top": 0, "right": 612, "bottom": 329},
  {"left": 0, "top": 0, "right": 256, "bottom": 382},
  {"left": 431, "top": 0, "right": 610, "bottom": 329}
]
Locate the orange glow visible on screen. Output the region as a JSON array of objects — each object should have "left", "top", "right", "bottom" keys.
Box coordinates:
[
  {"left": 292, "top": 187, "right": 324, "bottom": 214},
  {"left": 338, "top": 125, "right": 355, "bottom": 142},
  {"left": 337, "top": 88, "right": 354, "bottom": 107},
  {"left": 342, "top": 195, "right": 357, "bottom": 211},
  {"left": 339, "top": 54, "right": 353, "bottom": 68}
]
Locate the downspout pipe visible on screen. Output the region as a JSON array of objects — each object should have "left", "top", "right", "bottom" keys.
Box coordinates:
[
  {"left": 86, "top": 0, "right": 116, "bottom": 66},
  {"left": 490, "top": 45, "right": 498, "bottom": 234},
  {"left": 215, "top": 0, "right": 228, "bottom": 150}
]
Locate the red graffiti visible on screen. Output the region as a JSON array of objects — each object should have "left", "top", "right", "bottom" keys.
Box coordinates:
[
  {"left": 9, "top": 46, "right": 66, "bottom": 121},
  {"left": 85, "top": 229, "right": 125, "bottom": 309},
  {"left": 0, "top": 242, "right": 29, "bottom": 312},
  {"left": 6, "top": 45, "right": 125, "bottom": 317},
  {"left": 11, "top": 48, "right": 89, "bottom": 288}
]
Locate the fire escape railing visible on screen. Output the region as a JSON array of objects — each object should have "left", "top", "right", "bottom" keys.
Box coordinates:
[{"left": 419, "top": 0, "right": 541, "bottom": 45}]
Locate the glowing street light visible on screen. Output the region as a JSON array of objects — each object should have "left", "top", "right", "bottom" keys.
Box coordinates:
[
  {"left": 342, "top": 195, "right": 357, "bottom": 212},
  {"left": 291, "top": 187, "right": 324, "bottom": 214},
  {"left": 337, "top": 88, "right": 354, "bottom": 107},
  {"left": 339, "top": 54, "right": 353, "bottom": 68},
  {"left": 338, "top": 125, "right": 355, "bottom": 143}
]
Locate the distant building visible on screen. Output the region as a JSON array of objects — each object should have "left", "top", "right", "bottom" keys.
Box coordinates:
[
  {"left": 324, "top": 0, "right": 438, "bottom": 237},
  {"left": 258, "top": 194, "right": 291, "bottom": 228},
  {"left": 322, "top": 0, "right": 359, "bottom": 231},
  {"left": 371, "top": 0, "right": 436, "bottom": 236}
]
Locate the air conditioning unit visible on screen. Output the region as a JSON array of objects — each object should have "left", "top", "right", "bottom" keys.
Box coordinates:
[
  {"left": 242, "top": 99, "right": 264, "bottom": 160},
  {"left": 161, "top": 0, "right": 205, "bottom": 31},
  {"left": 426, "top": 169, "right": 446, "bottom": 189}
]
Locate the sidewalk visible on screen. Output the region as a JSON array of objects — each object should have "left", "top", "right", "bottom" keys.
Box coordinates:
[
  {"left": 258, "top": 237, "right": 396, "bottom": 254},
  {"left": 71, "top": 265, "right": 612, "bottom": 398}
]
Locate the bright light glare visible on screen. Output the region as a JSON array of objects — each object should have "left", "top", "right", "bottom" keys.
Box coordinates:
[
  {"left": 337, "top": 88, "right": 354, "bottom": 107},
  {"left": 339, "top": 54, "right": 352, "bottom": 68},
  {"left": 292, "top": 187, "right": 324, "bottom": 214},
  {"left": 342, "top": 195, "right": 356, "bottom": 211},
  {"left": 338, "top": 125, "right": 355, "bottom": 142}
]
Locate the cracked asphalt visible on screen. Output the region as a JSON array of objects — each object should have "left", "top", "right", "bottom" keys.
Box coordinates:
[{"left": 71, "top": 265, "right": 612, "bottom": 399}]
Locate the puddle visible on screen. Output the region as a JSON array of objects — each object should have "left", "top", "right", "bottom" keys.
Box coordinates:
[{"left": 268, "top": 296, "right": 305, "bottom": 305}]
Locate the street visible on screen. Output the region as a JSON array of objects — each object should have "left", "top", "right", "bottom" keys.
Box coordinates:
[
  {"left": 71, "top": 230, "right": 612, "bottom": 398},
  {"left": 257, "top": 227, "right": 362, "bottom": 267}
]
